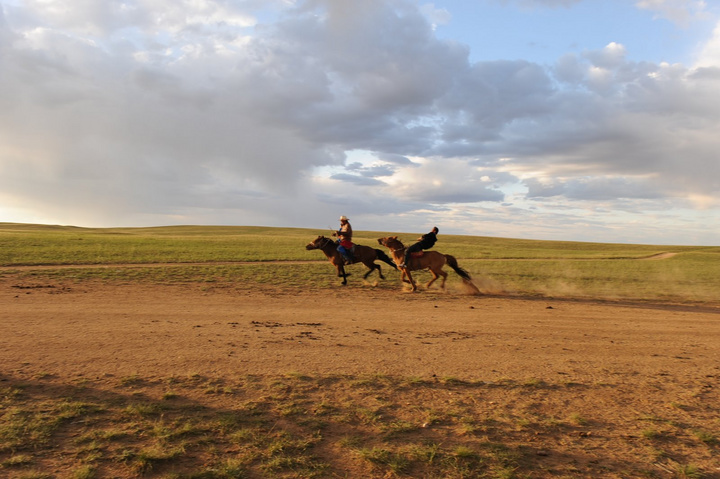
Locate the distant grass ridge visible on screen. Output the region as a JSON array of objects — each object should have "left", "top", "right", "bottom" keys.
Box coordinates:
[{"left": 2, "top": 223, "right": 719, "bottom": 303}]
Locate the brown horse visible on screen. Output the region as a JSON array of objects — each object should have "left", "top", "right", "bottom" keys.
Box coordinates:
[
  {"left": 377, "top": 236, "right": 479, "bottom": 293},
  {"left": 306, "top": 236, "right": 397, "bottom": 285}
]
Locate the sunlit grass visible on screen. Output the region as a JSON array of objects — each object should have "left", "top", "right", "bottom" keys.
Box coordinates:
[
  {"left": 2, "top": 370, "right": 718, "bottom": 477},
  {"left": 2, "top": 223, "right": 720, "bottom": 302}
]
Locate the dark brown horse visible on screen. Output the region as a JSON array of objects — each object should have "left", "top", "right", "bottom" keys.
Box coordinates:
[
  {"left": 377, "top": 236, "right": 479, "bottom": 293},
  {"left": 306, "top": 236, "right": 397, "bottom": 285}
]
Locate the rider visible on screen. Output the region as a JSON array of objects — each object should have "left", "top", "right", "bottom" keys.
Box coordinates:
[
  {"left": 400, "top": 226, "right": 439, "bottom": 268},
  {"left": 333, "top": 215, "right": 354, "bottom": 264}
]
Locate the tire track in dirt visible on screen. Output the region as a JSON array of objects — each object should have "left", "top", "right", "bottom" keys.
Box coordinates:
[
  {"left": 0, "top": 252, "right": 680, "bottom": 271},
  {"left": 0, "top": 260, "right": 323, "bottom": 271}
]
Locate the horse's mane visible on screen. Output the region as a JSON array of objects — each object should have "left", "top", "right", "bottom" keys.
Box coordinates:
[{"left": 388, "top": 236, "right": 404, "bottom": 247}]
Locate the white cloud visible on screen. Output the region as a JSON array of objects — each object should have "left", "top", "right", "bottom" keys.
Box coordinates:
[
  {"left": 495, "top": 0, "right": 582, "bottom": 8},
  {"left": 1, "top": 0, "right": 720, "bottom": 244},
  {"left": 695, "top": 21, "right": 720, "bottom": 67},
  {"left": 584, "top": 42, "right": 627, "bottom": 69},
  {"left": 635, "top": 0, "right": 708, "bottom": 27}
]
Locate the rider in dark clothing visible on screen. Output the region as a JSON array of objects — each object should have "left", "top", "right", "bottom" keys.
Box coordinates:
[{"left": 400, "top": 226, "right": 438, "bottom": 268}]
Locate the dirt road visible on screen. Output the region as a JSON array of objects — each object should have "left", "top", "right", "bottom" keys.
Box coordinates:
[
  {"left": 3, "top": 279, "right": 718, "bottom": 384},
  {"left": 3, "top": 277, "right": 720, "bottom": 477}
]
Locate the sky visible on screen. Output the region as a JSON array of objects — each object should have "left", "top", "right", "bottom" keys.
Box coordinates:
[{"left": 1, "top": 0, "right": 720, "bottom": 245}]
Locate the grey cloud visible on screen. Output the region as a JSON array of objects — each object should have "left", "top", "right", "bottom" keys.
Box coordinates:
[
  {"left": 583, "top": 42, "right": 626, "bottom": 69},
  {"left": 412, "top": 188, "right": 505, "bottom": 203},
  {"left": 400, "top": 179, "right": 506, "bottom": 203},
  {"left": 441, "top": 60, "right": 555, "bottom": 129},
  {"left": 376, "top": 152, "right": 417, "bottom": 166},
  {"left": 330, "top": 173, "right": 386, "bottom": 186},
  {"left": 1, "top": 0, "right": 720, "bottom": 244},
  {"left": 493, "top": 0, "right": 582, "bottom": 8},
  {"left": 690, "top": 66, "right": 720, "bottom": 81},
  {"left": 554, "top": 54, "right": 586, "bottom": 85},
  {"left": 524, "top": 177, "right": 664, "bottom": 201},
  {"left": 346, "top": 163, "right": 396, "bottom": 178},
  {"left": 635, "top": 0, "right": 708, "bottom": 28}
]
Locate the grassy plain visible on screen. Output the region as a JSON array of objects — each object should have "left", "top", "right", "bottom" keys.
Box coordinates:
[
  {"left": 2, "top": 223, "right": 719, "bottom": 478},
  {"left": 1, "top": 223, "right": 718, "bottom": 303}
]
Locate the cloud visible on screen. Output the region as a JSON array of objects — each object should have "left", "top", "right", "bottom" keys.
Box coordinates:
[
  {"left": 583, "top": 42, "right": 627, "bottom": 69},
  {"left": 635, "top": 0, "right": 708, "bottom": 27},
  {"left": 376, "top": 152, "right": 418, "bottom": 166},
  {"left": 493, "top": 0, "right": 582, "bottom": 8},
  {"left": 346, "top": 162, "right": 396, "bottom": 177},
  {"left": 329, "top": 174, "right": 386, "bottom": 186},
  {"left": 22, "top": 0, "right": 261, "bottom": 35},
  {"left": 1, "top": 0, "right": 720, "bottom": 245},
  {"left": 524, "top": 176, "right": 665, "bottom": 201},
  {"left": 695, "top": 21, "right": 720, "bottom": 67}
]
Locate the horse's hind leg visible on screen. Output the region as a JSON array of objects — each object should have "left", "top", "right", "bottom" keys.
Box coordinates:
[
  {"left": 362, "top": 261, "right": 380, "bottom": 280},
  {"left": 426, "top": 270, "right": 439, "bottom": 289},
  {"left": 426, "top": 268, "right": 447, "bottom": 289}
]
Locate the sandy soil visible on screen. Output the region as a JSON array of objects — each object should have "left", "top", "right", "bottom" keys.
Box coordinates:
[
  {"left": 2, "top": 274, "right": 720, "bottom": 477},
  {"left": 3, "top": 278, "right": 719, "bottom": 383}
]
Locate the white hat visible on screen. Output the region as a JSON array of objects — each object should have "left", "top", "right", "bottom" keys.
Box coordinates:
[{"left": 339, "top": 215, "right": 348, "bottom": 221}]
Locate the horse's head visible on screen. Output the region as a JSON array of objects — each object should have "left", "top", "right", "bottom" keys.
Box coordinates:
[
  {"left": 377, "top": 236, "right": 403, "bottom": 249},
  {"left": 306, "top": 235, "right": 329, "bottom": 250}
]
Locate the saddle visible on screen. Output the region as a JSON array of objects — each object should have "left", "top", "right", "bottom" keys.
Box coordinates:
[{"left": 410, "top": 251, "right": 424, "bottom": 258}]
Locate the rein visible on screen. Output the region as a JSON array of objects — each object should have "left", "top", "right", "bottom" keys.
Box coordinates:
[
  {"left": 386, "top": 242, "right": 406, "bottom": 254},
  {"left": 319, "top": 236, "right": 335, "bottom": 249}
]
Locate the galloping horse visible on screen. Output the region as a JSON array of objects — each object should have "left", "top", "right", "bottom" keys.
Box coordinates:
[
  {"left": 306, "top": 236, "right": 397, "bottom": 285},
  {"left": 377, "top": 236, "right": 479, "bottom": 293}
]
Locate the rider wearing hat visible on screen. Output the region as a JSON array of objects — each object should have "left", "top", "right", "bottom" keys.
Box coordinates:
[
  {"left": 400, "top": 226, "right": 439, "bottom": 268},
  {"left": 333, "top": 216, "right": 354, "bottom": 264}
]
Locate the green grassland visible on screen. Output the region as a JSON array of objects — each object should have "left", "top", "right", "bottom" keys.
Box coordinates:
[
  {"left": 3, "top": 224, "right": 719, "bottom": 478},
  {"left": 3, "top": 372, "right": 717, "bottom": 479},
  {"left": 1, "top": 223, "right": 718, "bottom": 303}
]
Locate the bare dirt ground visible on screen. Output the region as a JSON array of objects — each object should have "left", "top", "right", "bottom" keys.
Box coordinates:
[{"left": 2, "top": 273, "right": 720, "bottom": 478}]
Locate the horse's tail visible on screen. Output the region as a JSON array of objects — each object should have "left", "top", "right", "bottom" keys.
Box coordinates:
[
  {"left": 375, "top": 249, "right": 398, "bottom": 270},
  {"left": 444, "top": 254, "right": 471, "bottom": 280},
  {"left": 445, "top": 254, "right": 482, "bottom": 294}
]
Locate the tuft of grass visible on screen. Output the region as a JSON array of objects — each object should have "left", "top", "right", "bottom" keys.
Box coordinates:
[
  {"left": 124, "top": 402, "right": 165, "bottom": 417},
  {"left": 162, "top": 390, "right": 178, "bottom": 400},
  {"left": 1, "top": 454, "right": 34, "bottom": 467},
  {"left": 70, "top": 465, "right": 96, "bottom": 479},
  {"left": 676, "top": 464, "right": 704, "bottom": 479},
  {"left": 357, "top": 447, "right": 410, "bottom": 475},
  {"left": 569, "top": 412, "right": 588, "bottom": 426},
  {"left": 693, "top": 429, "right": 718, "bottom": 445}
]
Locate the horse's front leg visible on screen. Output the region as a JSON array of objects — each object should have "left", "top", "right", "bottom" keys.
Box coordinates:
[
  {"left": 377, "top": 264, "right": 385, "bottom": 280},
  {"left": 403, "top": 268, "right": 417, "bottom": 291},
  {"left": 336, "top": 264, "right": 348, "bottom": 285}
]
